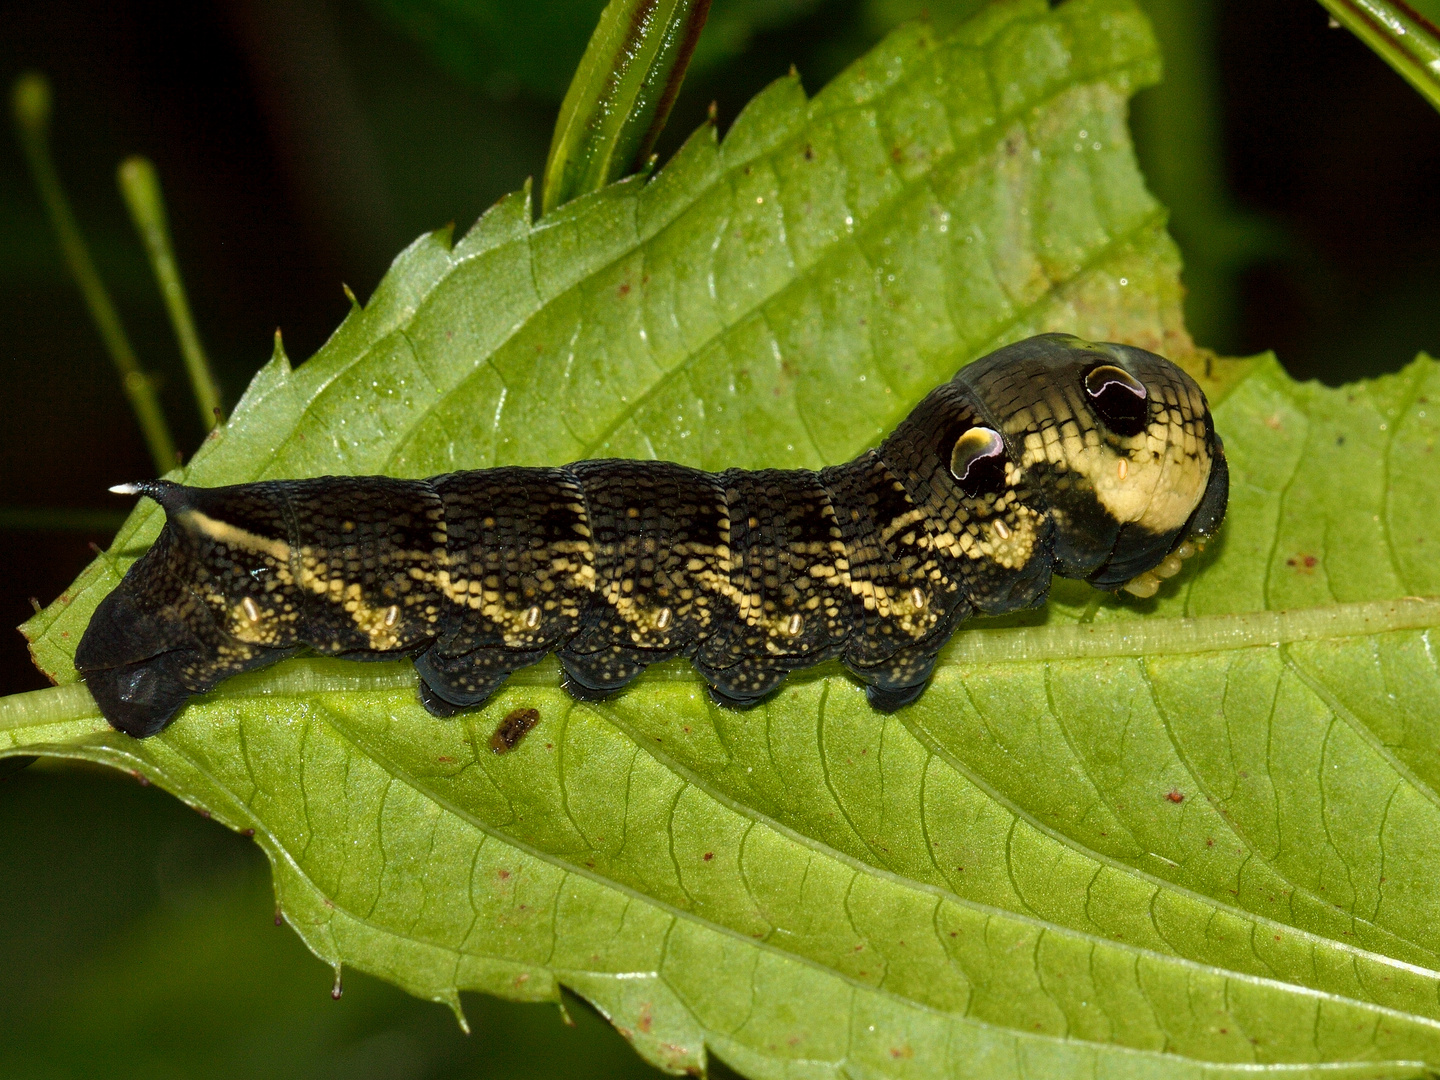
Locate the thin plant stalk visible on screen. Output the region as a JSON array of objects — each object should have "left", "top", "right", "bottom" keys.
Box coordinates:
[
  {"left": 119, "top": 155, "right": 223, "bottom": 429},
  {"left": 10, "top": 73, "right": 176, "bottom": 473},
  {"left": 1315, "top": 0, "right": 1440, "bottom": 115},
  {"left": 543, "top": 0, "right": 711, "bottom": 215}
]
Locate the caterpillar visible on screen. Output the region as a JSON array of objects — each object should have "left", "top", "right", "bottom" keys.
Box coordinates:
[{"left": 77, "top": 333, "right": 1228, "bottom": 738}]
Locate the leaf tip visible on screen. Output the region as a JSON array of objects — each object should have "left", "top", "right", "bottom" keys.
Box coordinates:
[
  {"left": 441, "top": 990, "right": 470, "bottom": 1034},
  {"left": 270, "top": 328, "right": 292, "bottom": 375}
]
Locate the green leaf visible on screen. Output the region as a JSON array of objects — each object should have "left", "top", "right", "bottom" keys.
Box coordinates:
[{"left": 13, "top": 0, "right": 1440, "bottom": 1075}]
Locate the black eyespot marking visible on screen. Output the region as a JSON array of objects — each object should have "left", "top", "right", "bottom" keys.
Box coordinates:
[
  {"left": 76, "top": 334, "right": 1226, "bottom": 736},
  {"left": 1084, "top": 363, "right": 1149, "bottom": 436},
  {"left": 949, "top": 426, "right": 1007, "bottom": 498},
  {"left": 490, "top": 707, "right": 541, "bottom": 753}
]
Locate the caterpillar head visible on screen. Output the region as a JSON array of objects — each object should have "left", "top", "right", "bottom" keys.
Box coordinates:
[{"left": 885, "top": 333, "right": 1227, "bottom": 599}]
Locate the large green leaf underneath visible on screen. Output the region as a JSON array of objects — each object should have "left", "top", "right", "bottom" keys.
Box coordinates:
[
  {"left": 9, "top": 354, "right": 1440, "bottom": 1076},
  {"left": 11, "top": 0, "right": 1440, "bottom": 1075}
]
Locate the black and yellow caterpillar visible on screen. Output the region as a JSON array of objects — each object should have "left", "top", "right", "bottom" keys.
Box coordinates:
[{"left": 77, "top": 334, "right": 1228, "bottom": 738}]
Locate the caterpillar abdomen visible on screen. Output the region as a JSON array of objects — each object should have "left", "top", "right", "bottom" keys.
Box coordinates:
[{"left": 77, "top": 334, "right": 1230, "bottom": 737}]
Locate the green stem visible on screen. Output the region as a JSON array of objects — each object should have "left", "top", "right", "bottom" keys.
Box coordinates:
[
  {"left": 118, "top": 155, "right": 224, "bottom": 429},
  {"left": 10, "top": 73, "right": 177, "bottom": 473},
  {"left": 1315, "top": 0, "right": 1440, "bottom": 115},
  {"left": 542, "top": 0, "right": 712, "bottom": 216}
]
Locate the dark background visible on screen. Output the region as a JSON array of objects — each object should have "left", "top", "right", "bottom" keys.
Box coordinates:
[{"left": 2, "top": 1, "right": 1437, "bottom": 1076}]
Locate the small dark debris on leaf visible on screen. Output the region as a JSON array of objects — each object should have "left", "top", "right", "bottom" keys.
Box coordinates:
[
  {"left": 27, "top": 596, "right": 40, "bottom": 614},
  {"left": 490, "top": 708, "right": 541, "bottom": 754},
  {"left": 242, "top": 827, "right": 255, "bottom": 837}
]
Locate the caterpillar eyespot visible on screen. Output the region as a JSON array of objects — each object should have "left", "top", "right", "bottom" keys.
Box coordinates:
[
  {"left": 949, "top": 427, "right": 1007, "bottom": 498},
  {"left": 1084, "top": 362, "right": 1149, "bottom": 436},
  {"left": 76, "top": 333, "right": 1229, "bottom": 738}
]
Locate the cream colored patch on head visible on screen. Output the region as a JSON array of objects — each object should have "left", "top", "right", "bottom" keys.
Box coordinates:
[
  {"left": 1102, "top": 422, "right": 1210, "bottom": 534},
  {"left": 1023, "top": 419, "right": 1211, "bottom": 535}
]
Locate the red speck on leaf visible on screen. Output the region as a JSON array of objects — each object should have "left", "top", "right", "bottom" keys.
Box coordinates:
[{"left": 1165, "top": 789, "right": 1184, "bottom": 803}]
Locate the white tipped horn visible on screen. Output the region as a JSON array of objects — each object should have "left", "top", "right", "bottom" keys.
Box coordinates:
[{"left": 109, "top": 483, "right": 143, "bottom": 495}]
